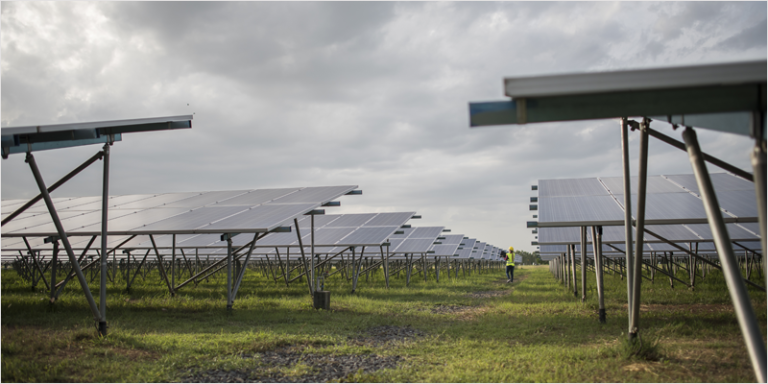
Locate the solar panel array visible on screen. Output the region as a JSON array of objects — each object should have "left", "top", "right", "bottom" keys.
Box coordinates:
[
  {"left": 537, "top": 173, "right": 758, "bottom": 227},
  {"left": 389, "top": 226, "right": 445, "bottom": 254},
  {"left": 2, "top": 186, "right": 357, "bottom": 238},
  {"left": 3, "top": 189, "right": 505, "bottom": 262},
  {"left": 534, "top": 173, "right": 761, "bottom": 258}
]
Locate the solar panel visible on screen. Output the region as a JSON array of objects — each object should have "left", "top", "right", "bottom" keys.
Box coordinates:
[
  {"left": 1, "top": 185, "right": 358, "bottom": 239},
  {"left": 322, "top": 213, "right": 377, "bottom": 227},
  {"left": 213, "top": 188, "right": 298, "bottom": 206},
  {"left": 539, "top": 178, "right": 610, "bottom": 197},
  {"left": 664, "top": 173, "right": 754, "bottom": 194},
  {"left": 536, "top": 173, "right": 758, "bottom": 227},
  {"left": 599, "top": 176, "right": 688, "bottom": 195},
  {"left": 164, "top": 191, "right": 250, "bottom": 208},
  {"left": 338, "top": 226, "right": 400, "bottom": 246},
  {"left": 431, "top": 244, "right": 460, "bottom": 257},
  {"left": 540, "top": 195, "right": 625, "bottom": 223},
  {"left": 270, "top": 186, "right": 356, "bottom": 204},
  {"left": 131, "top": 206, "right": 250, "bottom": 234}
]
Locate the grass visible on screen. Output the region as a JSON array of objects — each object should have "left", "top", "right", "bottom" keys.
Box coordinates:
[{"left": 1, "top": 262, "right": 765, "bottom": 382}]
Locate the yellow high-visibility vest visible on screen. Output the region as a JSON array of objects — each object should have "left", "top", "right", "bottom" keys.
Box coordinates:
[{"left": 506, "top": 252, "right": 515, "bottom": 266}]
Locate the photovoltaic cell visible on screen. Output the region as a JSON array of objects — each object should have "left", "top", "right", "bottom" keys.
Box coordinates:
[
  {"left": 716, "top": 190, "right": 758, "bottom": 218},
  {"left": 540, "top": 195, "right": 625, "bottom": 223},
  {"left": 80, "top": 207, "right": 193, "bottom": 233},
  {"left": 685, "top": 223, "right": 761, "bottom": 241},
  {"left": 337, "top": 226, "right": 400, "bottom": 246},
  {"left": 599, "top": 176, "right": 687, "bottom": 195},
  {"left": 132, "top": 206, "right": 249, "bottom": 233},
  {"left": 72, "top": 194, "right": 157, "bottom": 211},
  {"left": 2, "top": 210, "right": 90, "bottom": 233},
  {"left": 111, "top": 193, "right": 201, "bottom": 210},
  {"left": 164, "top": 191, "right": 249, "bottom": 208},
  {"left": 665, "top": 173, "right": 754, "bottom": 193},
  {"left": 440, "top": 234, "right": 464, "bottom": 245},
  {"left": 204, "top": 203, "right": 318, "bottom": 232},
  {"left": 394, "top": 238, "right": 436, "bottom": 253},
  {"left": 431, "top": 244, "right": 460, "bottom": 256},
  {"left": 270, "top": 186, "right": 356, "bottom": 204},
  {"left": 323, "top": 213, "right": 376, "bottom": 227},
  {"left": 214, "top": 188, "right": 298, "bottom": 207},
  {"left": 409, "top": 227, "right": 444, "bottom": 239},
  {"left": 365, "top": 212, "right": 415, "bottom": 226},
  {"left": 309, "top": 227, "right": 356, "bottom": 245},
  {"left": 538, "top": 227, "right": 580, "bottom": 243},
  {"left": 538, "top": 178, "right": 609, "bottom": 197}
]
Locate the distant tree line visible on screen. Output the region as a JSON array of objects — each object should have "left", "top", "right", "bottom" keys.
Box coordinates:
[{"left": 516, "top": 250, "right": 546, "bottom": 265}]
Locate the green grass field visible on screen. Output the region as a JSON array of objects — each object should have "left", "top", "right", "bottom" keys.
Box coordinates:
[{"left": 1, "top": 263, "right": 766, "bottom": 382}]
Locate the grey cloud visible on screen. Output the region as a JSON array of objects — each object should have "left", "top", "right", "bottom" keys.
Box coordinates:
[{"left": 715, "top": 19, "right": 767, "bottom": 51}]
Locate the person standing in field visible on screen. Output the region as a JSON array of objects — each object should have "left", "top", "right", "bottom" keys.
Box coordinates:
[{"left": 506, "top": 246, "right": 515, "bottom": 283}]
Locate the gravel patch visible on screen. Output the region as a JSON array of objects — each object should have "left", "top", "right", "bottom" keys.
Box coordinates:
[
  {"left": 183, "top": 347, "right": 401, "bottom": 383},
  {"left": 350, "top": 325, "right": 427, "bottom": 346},
  {"left": 465, "top": 290, "right": 508, "bottom": 299},
  {"left": 429, "top": 304, "right": 476, "bottom": 314}
]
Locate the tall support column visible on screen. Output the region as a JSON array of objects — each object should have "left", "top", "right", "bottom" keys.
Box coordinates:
[
  {"left": 750, "top": 114, "right": 767, "bottom": 286},
  {"left": 620, "top": 117, "right": 635, "bottom": 337},
  {"left": 171, "top": 234, "right": 176, "bottom": 289},
  {"left": 580, "top": 226, "right": 587, "bottom": 302},
  {"left": 381, "top": 245, "right": 390, "bottom": 289},
  {"left": 49, "top": 240, "right": 59, "bottom": 303},
  {"left": 226, "top": 236, "right": 233, "bottom": 310},
  {"left": 561, "top": 253, "right": 566, "bottom": 286},
  {"left": 26, "top": 152, "right": 101, "bottom": 323},
  {"left": 592, "top": 226, "right": 606, "bottom": 323},
  {"left": 629, "top": 118, "right": 650, "bottom": 339},
  {"left": 683, "top": 127, "right": 766, "bottom": 383},
  {"left": 99, "top": 141, "right": 110, "bottom": 336},
  {"left": 569, "top": 244, "right": 577, "bottom": 297},
  {"left": 311, "top": 213, "right": 316, "bottom": 293}
]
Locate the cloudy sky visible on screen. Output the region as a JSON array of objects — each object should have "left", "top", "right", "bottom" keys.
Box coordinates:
[{"left": 1, "top": 2, "right": 766, "bottom": 253}]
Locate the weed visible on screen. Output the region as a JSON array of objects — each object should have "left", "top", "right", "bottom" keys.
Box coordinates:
[{"left": 619, "top": 334, "right": 663, "bottom": 361}]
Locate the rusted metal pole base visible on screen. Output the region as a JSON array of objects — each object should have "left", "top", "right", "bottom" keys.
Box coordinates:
[{"left": 313, "top": 291, "right": 330, "bottom": 310}]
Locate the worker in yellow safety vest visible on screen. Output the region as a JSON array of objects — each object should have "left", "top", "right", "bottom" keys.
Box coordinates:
[{"left": 506, "top": 246, "right": 515, "bottom": 283}]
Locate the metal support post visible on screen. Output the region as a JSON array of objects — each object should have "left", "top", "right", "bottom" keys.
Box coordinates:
[
  {"left": 570, "top": 244, "right": 577, "bottom": 297},
  {"left": 311, "top": 214, "right": 316, "bottom": 292},
  {"left": 629, "top": 118, "right": 650, "bottom": 339},
  {"left": 381, "top": 245, "right": 390, "bottom": 289},
  {"left": 750, "top": 120, "right": 767, "bottom": 286},
  {"left": 49, "top": 240, "right": 59, "bottom": 303},
  {"left": 226, "top": 236, "right": 233, "bottom": 310},
  {"left": 580, "top": 226, "right": 587, "bottom": 302},
  {"left": 683, "top": 126, "right": 766, "bottom": 383},
  {"left": 98, "top": 141, "right": 111, "bottom": 336},
  {"left": 620, "top": 117, "right": 635, "bottom": 337},
  {"left": 171, "top": 234, "right": 176, "bottom": 288},
  {"left": 592, "top": 226, "right": 606, "bottom": 323}
]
